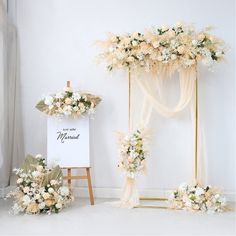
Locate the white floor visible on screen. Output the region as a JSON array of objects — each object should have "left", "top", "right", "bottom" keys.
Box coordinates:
[{"left": 0, "top": 198, "right": 235, "bottom": 236}]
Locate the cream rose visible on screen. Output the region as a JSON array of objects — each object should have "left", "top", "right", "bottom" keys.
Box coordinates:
[
  {"left": 197, "top": 33, "right": 205, "bottom": 40},
  {"left": 65, "top": 97, "right": 72, "bottom": 105},
  {"left": 42, "top": 192, "right": 51, "bottom": 200},
  {"left": 26, "top": 203, "right": 39, "bottom": 214},
  {"left": 177, "top": 46, "right": 185, "bottom": 54},
  {"left": 16, "top": 178, "right": 23, "bottom": 184}
]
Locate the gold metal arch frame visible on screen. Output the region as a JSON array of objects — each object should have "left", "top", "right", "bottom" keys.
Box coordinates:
[{"left": 127, "top": 68, "right": 199, "bottom": 209}]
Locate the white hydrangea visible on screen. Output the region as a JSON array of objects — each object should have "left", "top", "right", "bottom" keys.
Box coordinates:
[
  {"left": 44, "top": 96, "right": 54, "bottom": 106},
  {"left": 59, "top": 186, "right": 69, "bottom": 197}
]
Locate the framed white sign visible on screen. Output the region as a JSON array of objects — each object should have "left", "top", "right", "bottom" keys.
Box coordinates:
[{"left": 47, "top": 116, "right": 90, "bottom": 167}]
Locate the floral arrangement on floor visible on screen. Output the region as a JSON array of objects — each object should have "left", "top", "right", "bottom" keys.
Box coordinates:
[
  {"left": 36, "top": 85, "right": 101, "bottom": 117},
  {"left": 6, "top": 154, "right": 74, "bottom": 214},
  {"left": 117, "top": 129, "right": 148, "bottom": 178},
  {"left": 168, "top": 183, "right": 227, "bottom": 213},
  {"left": 97, "top": 22, "right": 225, "bottom": 71}
]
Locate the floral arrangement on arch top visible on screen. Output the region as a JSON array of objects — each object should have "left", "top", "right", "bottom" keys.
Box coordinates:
[{"left": 97, "top": 22, "right": 225, "bottom": 71}]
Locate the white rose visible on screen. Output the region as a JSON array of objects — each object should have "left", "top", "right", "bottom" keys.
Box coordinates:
[
  {"left": 59, "top": 186, "right": 69, "bottom": 196},
  {"left": 34, "top": 194, "right": 40, "bottom": 200},
  {"left": 48, "top": 187, "right": 54, "bottom": 194},
  {"left": 192, "top": 40, "right": 198, "bottom": 46},
  {"left": 73, "top": 106, "right": 79, "bottom": 112},
  {"left": 44, "top": 96, "right": 54, "bottom": 106},
  {"left": 16, "top": 178, "right": 23, "bottom": 184},
  {"left": 72, "top": 92, "right": 81, "bottom": 101},
  {"left": 35, "top": 154, "right": 42, "bottom": 159},
  {"left": 23, "top": 186, "right": 30, "bottom": 193},
  {"left": 22, "top": 195, "right": 31, "bottom": 205},
  {"left": 55, "top": 203, "right": 62, "bottom": 209},
  {"left": 32, "top": 171, "right": 40, "bottom": 178},
  {"left": 215, "top": 51, "right": 223, "bottom": 57},
  {"left": 63, "top": 105, "right": 72, "bottom": 116},
  {"left": 195, "top": 187, "right": 205, "bottom": 196},
  {"left": 132, "top": 40, "right": 138, "bottom": 46},
  {"left": 38, "top": 202, "right": 46, "bottom": 209}
]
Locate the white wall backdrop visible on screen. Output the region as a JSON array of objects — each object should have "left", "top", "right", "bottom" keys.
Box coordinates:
[{"left": 12, "top": 0, "right": 235, "bottom": 194}]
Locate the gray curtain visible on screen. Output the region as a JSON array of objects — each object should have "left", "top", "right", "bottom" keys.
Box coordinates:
[{"left": 0, "top": 0, "right": 24, "bottom": 190}]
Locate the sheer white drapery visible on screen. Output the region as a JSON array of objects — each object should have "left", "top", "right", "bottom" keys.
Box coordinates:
[
  {"left": 118, "top": 66, "right": 203, "bottom": 208},
  {"left": 0, "top": 0, "right": 24, "bottom": 190}
]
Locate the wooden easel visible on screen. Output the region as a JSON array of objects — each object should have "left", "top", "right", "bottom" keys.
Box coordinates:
[
  {"left": 61, "top": 167, "right": 94, "bottom": 205},
  {"left": 61, "top": 81, "right": 94, "bottom": 205}
]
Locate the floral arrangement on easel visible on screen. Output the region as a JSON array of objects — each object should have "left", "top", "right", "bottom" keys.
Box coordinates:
[
  {"left": 6, "top": 154, "right": 74, "bottom": 214},
  {"left": 97, "top": 22, "right": 227, "bottom": 211},
  {"left": 117, "top": 129, "right": 148, "bottom": 179},
  {"left": 97, "top": 22, "right": 225, "bottom": 71},
  {"left": 36, "top": 81, "right": 101, "bottom": 118},
  {"left": 169, "top": 183, "right": 226, "bottom": 213}
]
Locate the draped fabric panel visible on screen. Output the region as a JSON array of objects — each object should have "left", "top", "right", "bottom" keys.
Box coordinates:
[
  {"left": 0, "top": 0, "right": 24, "bottom": 190},
  {"left": 118, "top": 66, "right": 205, "bottom": 208}
]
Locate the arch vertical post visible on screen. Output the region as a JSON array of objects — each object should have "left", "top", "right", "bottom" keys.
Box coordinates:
[
  {"left": 128, "top": 68, "right": 132, "bottom": 132},
  {"left": 194, "top": 67, "right": 199, "bottom": 184}
]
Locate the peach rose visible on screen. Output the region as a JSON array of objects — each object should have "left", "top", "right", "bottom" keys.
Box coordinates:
[{"left": 26, "top": 203, "right": 39, "bottom": 214}]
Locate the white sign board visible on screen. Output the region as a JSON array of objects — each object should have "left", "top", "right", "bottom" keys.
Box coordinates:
[{"left": 47, "top": 117, "right": 90, "bottom": 167}]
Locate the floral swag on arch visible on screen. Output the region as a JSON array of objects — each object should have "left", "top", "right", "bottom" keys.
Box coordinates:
[{"left": 97, "top": 22, "right": 226, "bottom": 212}]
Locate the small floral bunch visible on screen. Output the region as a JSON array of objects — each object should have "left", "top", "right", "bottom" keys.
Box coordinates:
[
  {"left": 36, "top": 86, "right": 101, "bottom": 118},
  {"left": 169, "top": 183, "right": 227, "bottom": 213},
  {"left": 117, "top": 129, "right": 148, "bottom": 178},
  {"left": 97, "top": 22, "right": 225, "bottom": 71},
  {"left": 7, "top": 154, "right": 74, "bottom": 215}
]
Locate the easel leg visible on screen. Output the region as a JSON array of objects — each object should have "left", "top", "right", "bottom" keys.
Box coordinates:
[
  {"left": 86, "top": 168, "right": 94, "bottom": 205},
  {"left": 67, "top": 168, "right": 72, "bottom": 189}
]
